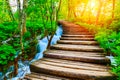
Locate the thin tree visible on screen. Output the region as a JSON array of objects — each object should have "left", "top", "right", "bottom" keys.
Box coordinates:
[
  {"left": 47, "top": 0, "right": 62, "bottom": 49},
  {"left": 81, "top": 0, "right": 88, "bottom": 17},
  {"left": 14, "top": 0, "right": 27, "bottom": 76},
  {"left": 14, "top": 0, "right": 21, "bottom": 76},
  {"left": 5, "top": 0, "right": 15, "bottom": 21},
  {"left": 112, "top": 0, "right": 115, "bottom": 20},
  {"left": 95, "top": 0, "right": 102, "bottom": 25}
]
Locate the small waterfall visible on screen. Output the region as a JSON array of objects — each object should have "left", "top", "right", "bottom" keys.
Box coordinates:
[{"left": 32, "top": 25, "right": 63, "bottom": 61}]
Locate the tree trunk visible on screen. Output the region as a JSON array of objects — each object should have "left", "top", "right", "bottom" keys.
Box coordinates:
[
  {"left": 56, "top": 0, "right": 62, "bottom": 22},
  {"left": 68, "top": 0, "right": 71, "bottom": 18},
  {"left": 5, "top": 0, "right": 15, "bottom": 21},
  {"left": 14, "top": 57, "right": 18, "bottom": 76},
  {"left": 14, "top": 0, "right": 27, "bottom": 76},
  {"left": 22, "top": 0, "right": 27, "bottom": 35},
  {"left": 14, "top": 0, "right": 21, "bottom": 76},
  {"left": 81, "top": 2, "right": 88, "bottom": 17},
  {"left": 47, "top": 34, "right": 54, "bottom": 49},
  {"left": 88, "top": 6, "right": 91, "bottom": 24},
  {"left": 112, "top": 0, "right": 115, "bottom": 20},
  {"left": 47, "top": 0, "right": 61, "bottom": 49},
  {"left": 95, "top": 0, "right": 102, "bottom": 25}
]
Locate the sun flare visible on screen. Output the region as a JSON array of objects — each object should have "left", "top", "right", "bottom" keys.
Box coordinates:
[
  {"left": 91, "top": 1, "right": 96, "bottom": 8},
  {"left": 90, "top": 0, "right": 99, "bottom": 9}
]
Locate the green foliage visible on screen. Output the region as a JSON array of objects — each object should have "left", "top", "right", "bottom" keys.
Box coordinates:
[
  {"left": 95, "top": 30, "right": 120, "bottom": 54},
  {"left": 59, "top": 0, "right": 68, "bottom": 19},
  {"left": 27, "top": 0, "right": 59, "bottom": 36},
  {"left": 110, "top": 20, "right": 120, "bottom": 32},
  {"left": 26, "top": 21, "right": 43, "bottom": 36},
  {"left": 0, "top": 1, "right": 12, "bottom": 22},
  {"left": 0, "top": 0, "right": 60, "bottom": 75},
  {"left": 95, "top": 31, "right": 109, "bottom": 51},
  {"left": 0, "top": 21, "right": 19, "bottom": 71},
  {"left": 0, "top": 1, "right": 18, "bottom": 72},
  {"left": 21, "top": 0, "right": 61, "bottom": 58},
  {"left": 23, "top": 31, "right": 31, "bottom": 40},
  {"left": 0, "top": 21, "right": 17, "bottom": 41},
  {"left": 0, "top": 44, "right": 16, "bottom": 65}
]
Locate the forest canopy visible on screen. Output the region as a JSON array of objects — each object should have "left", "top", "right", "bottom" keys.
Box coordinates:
[{"left": 60, "top": 0, "right": 119, "bottom": 25}]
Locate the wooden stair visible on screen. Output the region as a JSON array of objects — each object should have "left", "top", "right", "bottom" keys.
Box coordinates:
[
  {"left": 24, "top": 72, "right": 68, "bottom": 80},
  {"left": 25, "top": 21, "right": 115, "bottom": 80},
  {"left": 62, "top": 34, "right": 95, "bottom": 38},
  {"left": 44, "top": 50, "right": 109, "bottom": 64},
  {"left": 57, "top": 40, "right": 98, "bottom": 45}
]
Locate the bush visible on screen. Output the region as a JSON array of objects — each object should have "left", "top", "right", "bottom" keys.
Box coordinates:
[
  {"left": 0, "top": 44, "right": 16, "bottom": 65},
  {"left": 95, "top": 28, "right": 120, "bottom": 80},
  {"left": 0, "top": 22, "right": 17, "bottom": 41},
  {"left": 110, "top": 20, "right": 120, "bottom": 32}
]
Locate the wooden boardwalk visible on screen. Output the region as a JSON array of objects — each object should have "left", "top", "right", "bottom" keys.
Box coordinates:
[{"left": 25, "top": 21, "right": 115, "bottom": 80}]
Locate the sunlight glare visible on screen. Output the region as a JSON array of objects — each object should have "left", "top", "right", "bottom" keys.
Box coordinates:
[{"left": 90, "top": 0, "right": 96, "bottom": 8}]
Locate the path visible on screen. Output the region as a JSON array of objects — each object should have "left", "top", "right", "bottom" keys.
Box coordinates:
[{"left": 25, "top": 21, "right": 115, "bottom": 80}]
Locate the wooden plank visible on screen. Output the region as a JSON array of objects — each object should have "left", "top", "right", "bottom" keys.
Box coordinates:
[
  {"left": 51, "top": 44, "right": 104, "bottom": 52},
  {"left": 39, "top": 60, "right": 109, "bottom": 72},
  {"left": 57, "top": 40, "right": 98, "bottom": 45},
  {"left": 42, "top": 58, "right": 109, "bottom": 69},
  {"left": 25, "top": 72, "right": 68, "bottom": 80},
  {"left": 60, "top": 37, "right": 95, "bottom": 41},
  {"left": 62, "top": 34, "right": 94, "bottom": 38},
  {"left": 31, "top": 62, "right": 114, "bottom": 80}
]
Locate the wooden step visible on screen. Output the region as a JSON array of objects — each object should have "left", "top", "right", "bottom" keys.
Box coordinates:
[
  {"left": 44, "top": 50, "right": 110, "bottom": 64},
  {"left": 30, "top": 58, "right": 115, "bottom": 80},
  {"left": 62, "top": 26, "right": 89, "bottom": 33},
  {"left": 63, "top": 32, "right": 92, "bottom": 35},
  {"left": 42, "top": 58, "right": 109, "bottom": 69},
  {"left": 60, "top": 37, "right": 95, "bottom": 41},
  {"left": 24, "top": 72, "right": 69, "bottom": 80},
  {"left": 50, "top": 44, "right": 104, "bottom": 52},
  {"left": 57, "top": 40, "right": 98, "bottom": 45},
  {"left": 63, "top": 31, "right": 90, "bottom": 35},
  {"left": 62, "top": 34, "right": 94, "bottom": 38},
  {"left": 45, "top": 50, "right": 105, "bottom": 57}
]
